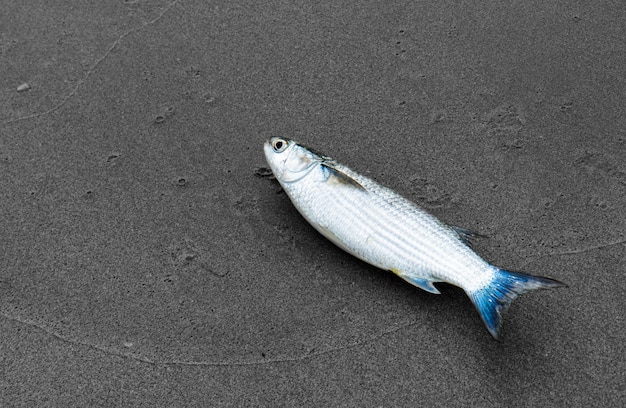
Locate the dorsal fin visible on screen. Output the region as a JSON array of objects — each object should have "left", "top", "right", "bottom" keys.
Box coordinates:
[{"left": 452, "top": 226, "right": 487, "bottom": 247}]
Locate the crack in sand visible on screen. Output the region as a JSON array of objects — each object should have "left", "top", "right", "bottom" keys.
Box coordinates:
[
  {"left": 2, "top": 238, "right": 623, "bottom": 367},
  {"left": 0, "top": 311, "right": 157, "bottom": 365},
  {"left": 1, "top": 0, "right": 181, "bottom": 126},
  {"left": 165, "top": 322, "right": 417, "bottom": 367},
  {"left": 0, "top": 310, "right": 414, "bottom": 367},
  {"left": 521, "top": 238, "right": 626, "bottom": 268}
]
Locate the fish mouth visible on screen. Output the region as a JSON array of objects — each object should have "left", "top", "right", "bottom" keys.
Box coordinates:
[
  {"left": 263, "top": 140, "right": 272, "bottom": 155},
  {"left": 263, "top": 141, "right": 281, "bottom": 176}
]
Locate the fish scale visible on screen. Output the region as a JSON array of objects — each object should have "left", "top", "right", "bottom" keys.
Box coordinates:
[
  {"left": 296, "top": 174, "right": 412, "bottom": 264},
  {"left": 292, "top": 163, "right": 487, "bottom": 288},
  {"left": 264, "top": 137, "right": 566, "bottom": 339}
]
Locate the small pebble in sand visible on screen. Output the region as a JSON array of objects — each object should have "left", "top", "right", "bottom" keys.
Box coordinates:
[{"left": 17, "top": 83, "right": 30, "bottom": 92}]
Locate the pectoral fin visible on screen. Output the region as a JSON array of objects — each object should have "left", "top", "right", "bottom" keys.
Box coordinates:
[{"left": 321, "top": 163, "right": 366, "bottom": 191}]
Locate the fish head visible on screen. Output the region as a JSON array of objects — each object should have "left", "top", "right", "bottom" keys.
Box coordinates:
[{"left": 264, "top": 137, "right": 322, "bottom": 183}]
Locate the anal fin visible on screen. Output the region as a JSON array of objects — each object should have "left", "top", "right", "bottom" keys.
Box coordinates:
[{"left": 391, "top": 269, "right": 441, "bottom": 294}]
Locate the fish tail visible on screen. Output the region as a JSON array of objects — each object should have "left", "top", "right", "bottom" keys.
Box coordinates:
[{"left": 468, "top": 267, "right": 566, "bottom": 339}]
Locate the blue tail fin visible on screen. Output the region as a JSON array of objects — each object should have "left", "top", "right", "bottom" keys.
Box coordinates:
[{"left": 468, "top": 268, "right": 566, "bottom": 339}]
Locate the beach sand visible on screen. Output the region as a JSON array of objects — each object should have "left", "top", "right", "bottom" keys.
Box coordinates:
[{"left": 1, "top": 0, "right": 624, "bottom": 406}]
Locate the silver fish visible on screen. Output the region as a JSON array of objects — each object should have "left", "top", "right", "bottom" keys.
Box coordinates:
[{"left": 263, "top": 137, "right": 565, "bottom": 339}]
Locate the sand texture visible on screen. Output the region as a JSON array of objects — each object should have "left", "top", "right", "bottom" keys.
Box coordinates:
[{"left": 1, "top": 0, "right": 624, "bottom": 406}]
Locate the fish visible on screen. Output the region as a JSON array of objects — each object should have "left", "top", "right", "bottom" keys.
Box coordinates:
[{"left": 263, "top": 137, "right": 566, "bottom": 339}]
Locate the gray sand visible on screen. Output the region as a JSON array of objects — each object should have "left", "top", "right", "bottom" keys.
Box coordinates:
[{"left": 1, "top": 0, "right": 624, "bottom": 406}]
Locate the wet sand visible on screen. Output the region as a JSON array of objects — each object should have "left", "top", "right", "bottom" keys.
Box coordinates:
[{"left": 1, "top": 0, "right": 624, "bottom": 406}]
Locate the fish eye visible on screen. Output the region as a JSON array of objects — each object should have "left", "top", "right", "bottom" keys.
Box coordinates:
[{"left": 272, "top": 138, "right": 288, "bottom": 153}]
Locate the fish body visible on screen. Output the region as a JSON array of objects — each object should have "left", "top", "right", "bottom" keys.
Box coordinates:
[{"left": 263, "top": 137, "right": 565, "bottom": 339}]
